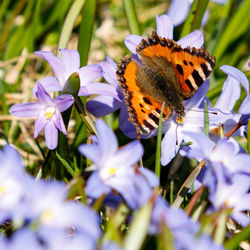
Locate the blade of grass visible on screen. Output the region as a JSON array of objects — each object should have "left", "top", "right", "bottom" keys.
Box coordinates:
[
  {"left": 224, "top": 225, "right": 250, "bottom": 250},
  {"left": 55, "top": 151, "right": 75, "bottom": 177},
  {"left": 78, "top": 0, "right": 97, "bottom": 66},
  {"left": 123, "top": 200, "right": 153, "bottom": 250},
  {"left": 213, "top": 0, "right": 250, "bottom": 62},
  {"left": 122, "top": 0, "right": 140, "bottom": 35},
  {"left": 58, "top": 0, "right": 85, "bottom": 51},
  {"left": 203, "top": 100, "right": 209, "bottom": 136},
  {"left": 181, "top": 0, "right": 209, "bottom": 37},
  {"left": 155, "top": 102, "right": 165, "bottom": 180}
]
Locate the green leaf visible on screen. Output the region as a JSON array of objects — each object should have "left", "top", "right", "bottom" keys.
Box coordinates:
[
  {"left": 181, "top": 0, "right": 209, "bottom": 37},
  {"left": 122, "top": 0, "right": 140, "bottom": 35},
  {"left": 203, "top": 100, "right": 209, "bottom": 136},
  {"left": 224, "top": 225, "right": 250, "bottom": 250},
  {"left": 78, "top": 0, "right": 97, "bottom": 66},
  {"left": 55, "top": 151, "right": 75, "bottom": 177},
  {"left": 172, "top": 160, "right": 205, "bottom": 208},
  {"left": 123, "top": 200, "right": 153, "bottom": 250},
  {"left": 58, "top": 0, "right": 85, "bottom": 52},
  {"left": 213, "top": 0, "right": 250, "bottom": 62},
  {"left": 155, "top": 102, "right": 165, "bottom": 180}
]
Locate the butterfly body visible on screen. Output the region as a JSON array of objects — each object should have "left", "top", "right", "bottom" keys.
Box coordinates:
[{"left": 117, "top": 31, "right": 215, "bottom": 135}]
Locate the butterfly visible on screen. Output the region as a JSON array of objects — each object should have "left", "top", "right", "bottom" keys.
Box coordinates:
[{"left": 116, "top": 31, "right": 216, "bottom": 135}]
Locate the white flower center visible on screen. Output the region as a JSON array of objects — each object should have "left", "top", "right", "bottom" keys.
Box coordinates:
[
  {"left": 100, "top": 166, "right": 117, "bottom": 180},
  {"left": 45, "top": 106, "right": 56, "bottom": 120}
]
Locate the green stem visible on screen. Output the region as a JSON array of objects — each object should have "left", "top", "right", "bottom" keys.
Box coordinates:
[
  {"left": 122, "top": 0, "right": 140, "bottom": 35},
  {"left": 58, "top": 0, "right": 85, "bottom": 52}
]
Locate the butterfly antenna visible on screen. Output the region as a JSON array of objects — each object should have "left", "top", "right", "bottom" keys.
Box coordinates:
[{"left": 185, "top": 108, "right": 218, "bottom": 115}]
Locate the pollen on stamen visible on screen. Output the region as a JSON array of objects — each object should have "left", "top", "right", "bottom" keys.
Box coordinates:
[
  {"left": 108, "top": 167, "right": 116, "bottom": 175},
  {"left": 176, "top": 116, "right": 184, "bottom": 124},
  {"left": 45, "top": 107, "right": 56, "bottom": 119}
]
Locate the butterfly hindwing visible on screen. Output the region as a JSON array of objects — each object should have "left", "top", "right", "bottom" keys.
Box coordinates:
[
  {"left": 171, "top": 46, "right": 216, "bottom": 99},
  {"left": 116, "top": 56, "right": 172, "bottom": 135}
]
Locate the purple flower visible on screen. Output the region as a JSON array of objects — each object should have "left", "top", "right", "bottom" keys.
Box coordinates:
[
  {"left": 183, "top": 131, "right": 250, "bottom": 178},
  {"left": 27, "top": 180, "right": 101, "bottom": 239},
  {"left": 87, "top": 15, "right": 230, "bottom": 166},
  {"left": 125, "top": 15, "right": 204, "bottom": 53},
  {"left": 0, "top": 145, "right": 31, "bottom": 223},
  {"left": 209, "top": 173, "right": 250, "bottom": 226},
  {"left": 33, "top": 49, "right": 102, "bottom": 97},
  {"left": 167, "top": 0, "right": 228, "bottom": 26},
  {"left": 10, "top": 83, "right": 74, "bottom": 149},
  {"left": 79, "top": 119, "right": 158, "bottom": 209},
  {"left": 86, "top": 14, "right": 204, "bottom": 120}
]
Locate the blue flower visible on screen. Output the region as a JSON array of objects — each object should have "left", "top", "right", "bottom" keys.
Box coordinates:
[
  {"left": 79, "top": 119, "right": 159, "bottom": 209},
  {"left": 0, "top": 145, "right": 31, "bottom": 224},
  {"left": 167, "top": 0, "right": 228, "bottom": 27},
  {"left": 33, "top": 49, "right": 103, "bottom": 96},
  {"left": 10, "top": 83, "right": 74, "bottom": 149},
  {"left": 86, "top": 15, "right": 231, "bottom": 166}
]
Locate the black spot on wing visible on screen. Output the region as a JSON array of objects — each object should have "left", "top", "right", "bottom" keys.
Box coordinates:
[
  {"left": 200, "top": 63, "right": 210, "bottom": 77},
  {"left": 192, "top": 70, "right": 203, "bottom": 86},
  {"left": 149, "top": 113, "right": 159, "bottom": 125},
  {"left": 143, "top": 97, "right": 152, "bottom": 105},
  {"left": 143, "top": 120, "right": 155, "bottom": 131},
  {"left": 185, "top": 79, "right": 195, "bottom": 91},
  {"left": 176, "top": 64, "right": 184, "bottom": 75}
]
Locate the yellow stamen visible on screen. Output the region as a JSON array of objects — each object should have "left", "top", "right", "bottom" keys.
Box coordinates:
[
  {"left": 45, "top": 106, "right": 56, "bottom": 120},
  {"left": 108, "top": 167, "right": 116, "bottom": 175},
  {"left": 0, "top": 186, "right": 6, "bottom": 194},
  {"left": 177, "top": 116, "right": 184, "bottom": 124}
]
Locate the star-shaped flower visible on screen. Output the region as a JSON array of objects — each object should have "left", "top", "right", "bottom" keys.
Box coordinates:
[
  {"left": 10, "top": 83, "right": 74, "bottom": 149},
  {"left": 33, "top": 49, "right": 103, "bottom": 97}
]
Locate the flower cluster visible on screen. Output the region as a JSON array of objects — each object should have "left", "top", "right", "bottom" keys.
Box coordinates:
[
  {"left": 6, "top": 6, "right": 250, "bottom": 250},
  {"left": 0, "top": 145, "right": 100, "bottom": 249}
]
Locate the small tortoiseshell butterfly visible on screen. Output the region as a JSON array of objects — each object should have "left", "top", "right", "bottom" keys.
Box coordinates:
[{"left": 116, "top": 31, "right": 216, "bottom": 135}]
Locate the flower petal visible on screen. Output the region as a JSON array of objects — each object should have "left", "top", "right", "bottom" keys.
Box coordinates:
[
  {"left": 156, "top": 15, "right": 173, "bottom": 38},
  {"left": 99, "top": 57, "right": 119, "bottom": 87},
  {"left": 167, "top": 0, "right": 191, "bottom": 26},
  {"left": 10, "top": 103, "right": 41, "bottom": 117},
  {"left": 33, "top": 77, "right": 62, "bottom": 97},
  {"left": 239, "top": 95, "right": 250, "bottom": 114},
  {"left": 86, "top": 95, "right": 122, "bottom": 117},
  {"left": 111, "top": 140, "right": 143, "bottom": 167},
  {"left": 44, "top": 121, "right": 58, "bottom": 149},
  {"left": 60, "top": 49, "right": 80, "bottom": 76},
  {"left": 177, "top": 30, "right": 204, "bottom": 49},
  {"left": 79, "top": 144, "right": 102, "bottom": 166},
  {"left": 34, "top": 51, "right": 66, "bottom": 86},
  {"left": 34, "top": 112, "right": 48, "bottom": 138},
  {"left": 161, "top": 122, "right": 181, "bottom": 166},
  {"left": 124, "top": 34, "right": 143, "bottom": 54},
  {"left": 95, "top": 119, "right": 118, "bottom": 156},
  {"left": 37, "top": 83, "right": 53, "bottom": 105},
  {"left": 78, "top": 64, "right": 102, "bottom": 85},
  {"left": 79, "top": 83, "right": 122, "bottom": 100},
  {"left": 54, "top": 94, "right": 74, "bottom": 112},
  {"left": 220, "top": 65, "right": 249, "bottom": 94},
  {"left": 214, "top": 76, "right": 240, "bottom": 111},
  {"left": 85, "top": 172, "right": 111, "bottom": 198},
  {"left": 54, "top": 112, "right": 67, "bottom": 135}
]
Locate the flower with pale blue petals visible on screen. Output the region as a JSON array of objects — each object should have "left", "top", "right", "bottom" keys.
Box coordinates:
[
  {"left": 167, "top": 0, "right": 228, "bottom": 27},
  {"left": 86, "top": 15, "right": 230, "bottom": 166},
  {"left": 10, "top": 83, "right": 74, "bottom": 149},
  {"left": 79, "top": 119, "right": 159, "bottom": 209},
  {"left": 33, "top": 49, "right": 103, "bottom": 97},
  {"left": 0, "top": 145, "right": 31, "bottom": 224},
  {"left": 209, "top": 173, "right": 250, "bottom": 226}
]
